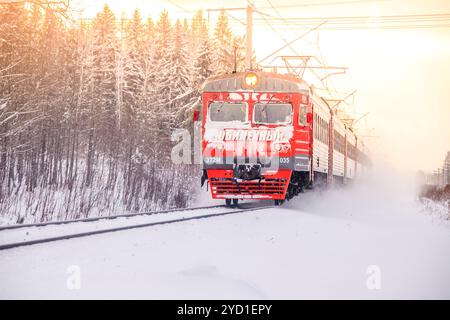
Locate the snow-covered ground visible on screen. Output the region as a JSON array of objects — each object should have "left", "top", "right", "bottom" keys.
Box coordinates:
[{"left": 1, "top": 170, "right": 450, "bottom": 299}]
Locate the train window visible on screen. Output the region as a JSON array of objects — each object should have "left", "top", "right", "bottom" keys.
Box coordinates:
[
  {"left": 316, "top": 115, "right": 320, "bottom": 140},
  {"left": 317, "top": 116, "right": 321, "bottom": 141},
  {"left": 320, "top": 118, "right": 323, "bottom": 142},
  {"left": 253, "top": 103, "right": 292, "bottom": 125},
  {"left": 349, "top": 144, "right": 355, "bottom": 159},
  {"left": 334, "top": 132, "right": 345, "bottom": 154},
  {"left": 314, "top": 114, "right": 318, "bottom": 139},
  {"left": 299, "top": 104, "right": 307, "bottom": 126},
  {"left": 322, "top": 119, "right": 326, "bottom": 144},
  {"left": 320, "top": 117, "right": 324, "bottom": 143},
  {"left": 319, "top": 117, "right": 323, "bottom": 142},
  {"left": 208, "top": 102, "right": 247, "bottom": 122}
]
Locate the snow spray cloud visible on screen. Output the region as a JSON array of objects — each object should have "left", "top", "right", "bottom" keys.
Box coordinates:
[{"left": 285, "top": 156, "right": 424, "bottom": 224}]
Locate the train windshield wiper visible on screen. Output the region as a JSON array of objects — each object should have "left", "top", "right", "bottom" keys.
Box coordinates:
[
  {"left": 215, "top": 101, "right": 226, "bottom": 113},
  {"left": 259, "top": 94, "right": 275, "bottom": 123}
]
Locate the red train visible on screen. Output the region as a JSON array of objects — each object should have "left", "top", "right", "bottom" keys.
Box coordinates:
[{"left": 198, "top": 71, "right": 370, "bottom": 206}]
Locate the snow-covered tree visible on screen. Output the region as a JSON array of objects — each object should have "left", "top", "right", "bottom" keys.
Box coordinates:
[
  {"left": 0, "top": 3, "right": 247, "bottom": 222},
  {"left": 212, "top": 10, "right": 235, "bottom": 75}
]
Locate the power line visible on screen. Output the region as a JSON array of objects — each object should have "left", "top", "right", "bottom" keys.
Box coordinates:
[
  {"left": 249, "top": 13, "right": 450, "bottom": 28},
  {"left": 257, "top": 20, "right": 328, "bottom": 64},
  {"left": 168, "top": 0, "right": 247, "bottom": 30},
  {"left": 262, "top": 1, "right": 362, "bottom": 123},
  {"left": 261, "top": 0, "right": 341, "bottom": 95},
  {"left": 165, "top": 0, "right": 191, "bottom": 13},
  {"left": 224, "top": 11, "right": 246, "bottom": 26},
  {"left": 256, "top": 0, "right": 388, "bottom": 10},
  {"left": 173, "top": 0, "right": 388, "bottom": 13},
  {"left": 257, "top": 13, "right": 450, "bottom": 21},
  {"left": 209, "top": 13, "right": 450, "bottom": 27},
  {"left": 217, "top": 22, "right": 450, "bottom": 30}
]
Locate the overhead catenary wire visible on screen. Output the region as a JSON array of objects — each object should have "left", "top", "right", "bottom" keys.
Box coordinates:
[
  {"left": 172, "top": 0, "right": 389, "bottom": 13},
  {"left": 258, "top": 1, "right": 367, "bottom": 130},
  {"left": 207, "top": 13, "right": 450, "bottom": 30},
  {"left": 256, "top": 20, "right": 328, "bottom": 64},
  {"left": 263, "top": 0, "right": 337, "bottom": 92},
  {"left": 167, "top": 0, "right": 245, "bottom": 27}
]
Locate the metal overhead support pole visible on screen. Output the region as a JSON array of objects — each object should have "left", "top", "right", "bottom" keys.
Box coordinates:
[
  {"left": 325, "top": 90, "right": 356, "bottom": 109},
  {"left": 256, "top": 20, "right": 327, "bottom": 66}
]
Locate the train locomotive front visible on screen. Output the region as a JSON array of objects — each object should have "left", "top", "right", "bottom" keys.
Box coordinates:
[{"left": 199, "top": 71, "right": 312, "bottom": 206}]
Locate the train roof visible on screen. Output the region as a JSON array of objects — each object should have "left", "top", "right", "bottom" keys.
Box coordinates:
[{"left": 201, "top": 71, "right": 310, "bottom": 94}]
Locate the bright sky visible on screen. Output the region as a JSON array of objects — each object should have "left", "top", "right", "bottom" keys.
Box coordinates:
[{"left": 72, "top": 0, "right": 450, "bottom": 173}]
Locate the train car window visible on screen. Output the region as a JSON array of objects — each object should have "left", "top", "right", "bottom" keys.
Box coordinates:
[
  {"left": 318, "top": 117, "right": 321, "bottom": 142},
  {"left": 299, "top": 104, "right": 307, "bottom": 126},
  {"left": 316, "top": 115, "right": 319, "bottom": 140},
  {"left": 316, "top": 115, "right": 320, "bottom": 140},
  {"left": 320, "top": 118, "right": 323, "bottom": 143},
  {"left": 253, "top": 103, "right": 292, "bottom": 125},
  {"left": 334, "top": 131, "right": 345, "bottom": 154},
  {"left": 314, "top": 114, "right": 318, "bottom": 139},
  {"left": 349, "top": 144, "right": 355, "bottom": 159},
  {"left": 320, "top": 117, "right": 324, "bottom": 143},
  {"left": 209, "top": 102, "right": 247, "bottom": 122}
]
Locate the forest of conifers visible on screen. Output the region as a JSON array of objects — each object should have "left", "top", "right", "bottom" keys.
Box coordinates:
[{"left": 0, "top": 2, "right": 246, "bottom": 223}]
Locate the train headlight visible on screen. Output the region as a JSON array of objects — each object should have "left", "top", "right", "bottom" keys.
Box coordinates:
[
  {"left": 208, "top": 142, "right": 224, "bottom": 150},
  {"left": 273, "top": 143, "right": 282, "bottom": 151},
  {"left": 244, "top": 72, "right": 258, "bottom": 87},
  {"left": 273, "top": 143, "right": 290, "bottom": 152},
  {"left": 216, "top": 143, "right": 224, "bottom": 150}
]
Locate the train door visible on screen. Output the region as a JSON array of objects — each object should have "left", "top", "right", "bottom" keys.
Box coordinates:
[{"left": 293, "top": 94, "right": 312, "bottom": 188}]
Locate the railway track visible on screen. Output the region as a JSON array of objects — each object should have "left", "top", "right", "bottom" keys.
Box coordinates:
[
  {"left": 0, "top": 202, "right": 272, "bottom": 251},
  {"left": 0, "top": 204, "right": 229, "bottom": 231}
]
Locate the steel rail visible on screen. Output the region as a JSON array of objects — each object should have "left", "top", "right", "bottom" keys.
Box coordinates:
[
  {"left": 0, "top": 206, "right": 272, "bottom": 251},
  {"left": 0, "top": 204, "right": 228, "bottom": 231}
]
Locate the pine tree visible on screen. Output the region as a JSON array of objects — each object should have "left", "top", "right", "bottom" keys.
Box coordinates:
[
  {"left": 121, "top": 9, "right": 147, "bottom": 207},
  {"left": 90, "top": 3, "right": 119, "bottom": 173},
  {"left": 179, "top": 12, "right": 213, "bottom": 128},
  {"left": 213, "top": 10, "right": 234, "bottom": 75},
  {"left": 123, "top": 9, "right": 145, "bottom": 119},
  {"left": 192, "top": 20, "right": 213, "bottom": 87},
  {"left": 92, "top": 4, "right": 117, "bottom": 127},
  {"left": 155, "top": 10, "right": 171, "bottom": 58},
  {"left": 0, "top": 5, "right": 249, "bottom": 222},
  {"left": 168, "top": 19, "right": 194, "bottom": 129},
  {"left": 151, "top": 10, "right": 173, "bottom": 148}
]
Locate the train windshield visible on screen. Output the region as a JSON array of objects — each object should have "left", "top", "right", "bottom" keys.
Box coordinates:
[
  {"left": 209, "top": 102, "right": 247, "bottom": 122},
  {"left": 253, "top": 103, "right": 292, "bottom": 125}
]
